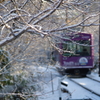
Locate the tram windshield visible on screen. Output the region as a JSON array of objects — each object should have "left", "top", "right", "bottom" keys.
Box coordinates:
[{"left": 62, "top": 40, "right": 91, "bottom": 57}]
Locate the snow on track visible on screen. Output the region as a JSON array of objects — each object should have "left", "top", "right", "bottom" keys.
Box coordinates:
[{"left": 73, "top": 78, "right": 100, "bottom": 93}]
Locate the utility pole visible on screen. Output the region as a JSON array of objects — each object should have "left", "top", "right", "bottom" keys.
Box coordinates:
[
  {"left": 82, "top": 14, "right": 85, "bottom": 32},
  {"left": 99, "top": 7, "right": 100, "bottom": 77}
]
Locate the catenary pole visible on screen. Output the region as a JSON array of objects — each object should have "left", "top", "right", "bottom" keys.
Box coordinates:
[{"left": 99, "top": 7, "right": 100, "bottom": 77}]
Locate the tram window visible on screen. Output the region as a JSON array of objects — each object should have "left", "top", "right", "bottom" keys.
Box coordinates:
[
  {"left": 77, "top": 40, "right": 91, "bottom": 56},
  {"left": 62, "top": 40, "right": 91, "bottom": 57},
  {"left": 62, "top": 42, "right": 75, "bottom": 56}
]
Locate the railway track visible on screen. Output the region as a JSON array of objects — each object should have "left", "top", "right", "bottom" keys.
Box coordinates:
[
  {"left": 86, "top": 75, "right": 100, "bottom": 83},
  {"left": 68, "top": 77, "right": 100, "bottom": 97}
]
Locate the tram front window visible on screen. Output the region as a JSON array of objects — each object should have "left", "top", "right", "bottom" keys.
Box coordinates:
[{"left": 62, "top": 40, "right": 91, "bottom": 57}]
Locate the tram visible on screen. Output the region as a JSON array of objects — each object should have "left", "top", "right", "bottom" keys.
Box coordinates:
[{"left": 57, "top": 33, "right": 94, "bottom": 76}]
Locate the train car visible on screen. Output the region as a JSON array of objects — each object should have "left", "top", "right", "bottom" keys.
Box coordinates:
[{"left": 57, "top": 33, "right": 94, "bottom": 76}]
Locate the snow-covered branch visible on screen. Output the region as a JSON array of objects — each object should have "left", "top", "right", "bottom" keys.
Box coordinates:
[{"left": 0, "top": 26, "right": 29, "bottom": 47}]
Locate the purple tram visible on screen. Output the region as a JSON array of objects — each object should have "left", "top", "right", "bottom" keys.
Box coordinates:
[{"left": 58, "top": 33, "right": 94, "bottom": 76}]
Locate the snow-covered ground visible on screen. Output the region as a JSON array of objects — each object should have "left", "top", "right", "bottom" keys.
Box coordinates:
[{"left": 37, "top": 65, "right": 100, "bottom": 100}]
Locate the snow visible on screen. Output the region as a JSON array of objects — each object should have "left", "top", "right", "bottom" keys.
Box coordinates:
[
  {"left": 88, "top": 70, "right": 100, "bottom": 81},
  {"left": 72, "top": 78, "right": 100, "bottom": 94},
  {"left": 37, "top": 65, "right": 100, "bottom": 100}
]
